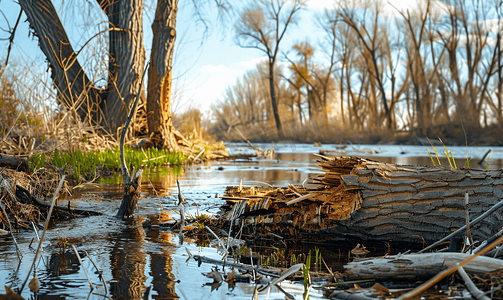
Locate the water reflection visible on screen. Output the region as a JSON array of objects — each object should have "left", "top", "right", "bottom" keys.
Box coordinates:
[
  {"left": 109, "top": 217, "right": 148, "bottom": 299},
  {"left": 147, "top": 231, "right": 178, "bottom": 300},
  {"left": 145, "top": 167, "right": 183, "bottom": 196},
  {"left": 48, "top": 251, "right": 85, "bottom": 277}
]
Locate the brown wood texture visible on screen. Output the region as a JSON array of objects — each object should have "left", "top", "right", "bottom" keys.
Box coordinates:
[
  {"left": 116, "top": 169, "right": 142, "bottom": 218},
  {"left": 100, "top": 0, "right": 146, "bottom": 132},
  {"left": 0, "top": 155, "right": 29, "bottom": 172},
  {"left": 217, "top": 155, "right": 503, "bottom": 245}
]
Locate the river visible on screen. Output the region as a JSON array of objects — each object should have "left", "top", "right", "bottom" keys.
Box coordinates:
[{"left": 1, "top": 142, "right": 503, "bottom": 299}]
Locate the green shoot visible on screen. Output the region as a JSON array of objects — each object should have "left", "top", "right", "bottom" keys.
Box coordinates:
[
  {"left": 303, "top": 251, "right": 311, "bottom": 300},
  {"left": 426, "top": 137, "right": 441, "bottom": 166},
  {"left": 438, "top": 137, "right": 453, "bottom": 168},
  {"left": 427, "top": 149, "right": 436, "bottom": 166},
  {"left": 466, "top": 153, "right": 470, "bottom": 169},
  {"left": 487, "top": 151, "right": 491, "bottom": 171},
  {"left": 314, "top": 247, "right": 321, "bottom": 272},
  {"left": 28, "top": 146, "right": 187, "bottom": 184},
  {"left": 28, "top": 153, "right": 46, "bottom": 172},
  {"left": 450, "top": 151, "right": 457, "bottom": 169}
]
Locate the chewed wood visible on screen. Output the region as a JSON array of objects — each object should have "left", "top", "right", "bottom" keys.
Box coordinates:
[{"left": 217, "top": 155, "right": 503, "bottom": 246}]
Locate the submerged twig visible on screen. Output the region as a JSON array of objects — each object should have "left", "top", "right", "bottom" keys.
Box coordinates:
[
  {"left": 72, "top": 244, "right": 94, "bottom": 290},
  {"left": 83, "top": 250, "right": 107, "bottom": 295},
  {"left": 458, "top": 266, "right": 490, "bottom": 300},
  {"left": 20, "top": 175, "right": 65, "bottom": 293},
  {"left": 31, "top": 222, "right": 47, "bottom": 267},
  {"left": 206, "top": 226, "right": 228, "bottom": 257}
]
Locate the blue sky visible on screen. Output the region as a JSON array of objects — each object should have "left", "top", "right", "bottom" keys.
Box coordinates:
[{"left": 0, "top": 0, "right": 450, "bottom": 116}]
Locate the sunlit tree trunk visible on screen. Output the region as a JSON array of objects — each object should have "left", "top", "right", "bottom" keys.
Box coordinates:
[
  {"left": 147, "top": 0, "right": 178, "bottom": 150},
  {"left": 19, "top": 0, "right": 101, "bottom": 122},
  {"left": 18, "top": 0, "right": 180, "bottom": 148}
]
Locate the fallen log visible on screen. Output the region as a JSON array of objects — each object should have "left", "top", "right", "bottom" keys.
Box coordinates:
[
  {"left": 343, "top": 253, "right": 503, "bottom": 281},
  {"left": 216, "top": 155, "right": 503, "bottom": 246}
]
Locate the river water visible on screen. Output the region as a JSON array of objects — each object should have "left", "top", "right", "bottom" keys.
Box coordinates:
[{"left": 1, "top": 142, "right": 503, "bottom": 299}]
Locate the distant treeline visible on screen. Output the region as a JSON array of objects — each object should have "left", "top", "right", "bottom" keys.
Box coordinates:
[{"left": 206, "top": 0, "right": 503, "bottom": 145}]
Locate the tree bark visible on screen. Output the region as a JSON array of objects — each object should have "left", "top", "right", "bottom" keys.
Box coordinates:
[
  {"left": 147, "top": 0, "right": 178, "bottom": 150},
  {"left": 19, "top": 0, "right": 101, "bottom": 121},
  {"left": 99, "top": 0, "right": 146, "bottom": 134},
  {"left": 217, "top": 156, "right": 503, "bottom": 247},
  {"left": 269, "top": 62, "right": 283, "bottom": 138},
  {"left": 18, "top": 0, "right": 183, "bottom": 145}
]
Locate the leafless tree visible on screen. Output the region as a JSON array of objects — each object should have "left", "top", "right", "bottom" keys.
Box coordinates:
[
  {"left": 338, "top": 0, "right": 394, "bottom": 130},
  {"left": 234, "top": 0, "right": 306, "bottom": 139}
]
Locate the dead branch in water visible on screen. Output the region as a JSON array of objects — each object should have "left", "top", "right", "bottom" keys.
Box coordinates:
[{"left": 117, "top": 63, "right": 149, "bottom": 219}]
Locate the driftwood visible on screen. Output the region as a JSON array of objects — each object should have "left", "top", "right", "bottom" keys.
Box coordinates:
[
  {"left": 343, "top": 253, "right": 503, "bottom": 281},
  {"left": 217, "top": 155, "right": 503, "bottom": 246}
]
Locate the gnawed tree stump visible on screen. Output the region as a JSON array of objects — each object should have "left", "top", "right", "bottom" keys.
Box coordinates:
[{"left": 217, "top": 155, "right": 503, "bottom": 246}]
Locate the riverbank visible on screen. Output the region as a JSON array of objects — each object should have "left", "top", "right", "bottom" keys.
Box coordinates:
[{"left": 219, "top": 123, "right": 503, "bottom": 147}]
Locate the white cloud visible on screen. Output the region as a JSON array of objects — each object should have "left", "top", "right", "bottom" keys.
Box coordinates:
[
  {"left": 238, "top": 57, "right": 268, "bottom": 69},
  {"left": 482, "top": 18, "right": 503, "bottom": 35}
]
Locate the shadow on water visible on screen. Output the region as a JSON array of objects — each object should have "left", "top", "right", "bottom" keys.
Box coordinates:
[{"left": 3, "top": 143, "right": 503, "bottom": 299}]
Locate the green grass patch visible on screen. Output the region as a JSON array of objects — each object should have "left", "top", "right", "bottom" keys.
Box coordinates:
[{"left": 28, "top": 147, "right": 187, "bottom": 184}]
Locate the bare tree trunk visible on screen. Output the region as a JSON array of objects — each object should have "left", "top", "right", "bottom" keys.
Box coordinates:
[
  {"left": 269, "top": 62, "right": 284, "bottom": 138},
  {"left": 102, "top": 0, "right": 146, "bottom": 134},
  {"left": 147, "top": 0, "right": 179, "bottom": 150},
  {"left": 19, "top": 0, "right": 182, "bottom": 146},
  {"left": 498, "top": 33, "right": 502, "bottom": 122},
  {"left": 19, "top": 0, "right": 101, "bottom": 121}
]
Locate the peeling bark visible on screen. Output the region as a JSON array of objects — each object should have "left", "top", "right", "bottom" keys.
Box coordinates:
[{"left": 147, "top": 0, "right": 178, "bottom": 150}]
